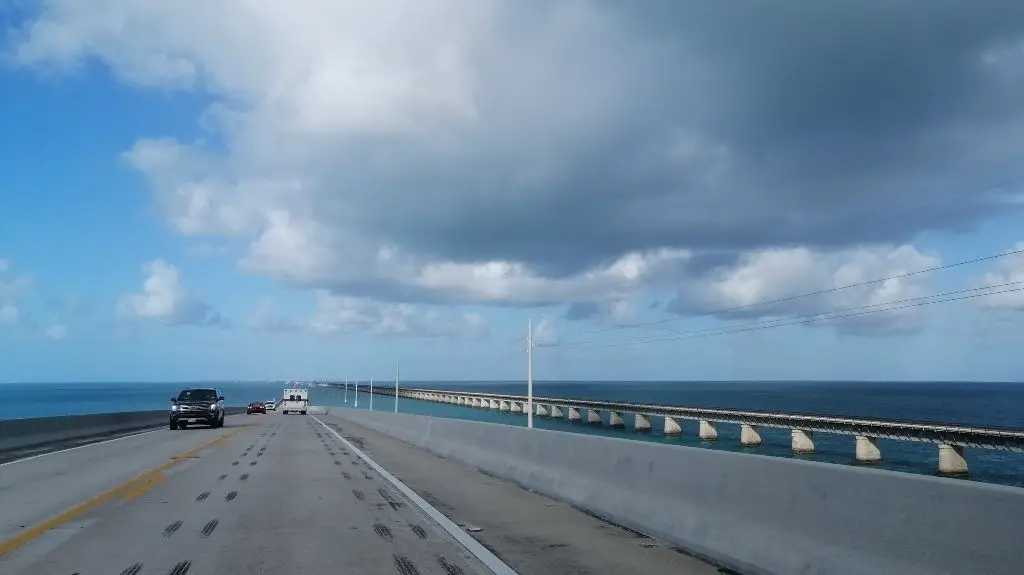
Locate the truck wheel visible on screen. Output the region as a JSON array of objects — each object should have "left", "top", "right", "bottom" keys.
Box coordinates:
[
  {"left": 282, "top": 410, "right": 288, "bottom": 415},
  {"left": 301, "top": 411, "right": 306, "bottom": 415},
  {"left": 169, "top": 421, "right": 176, "bottom": 430}
]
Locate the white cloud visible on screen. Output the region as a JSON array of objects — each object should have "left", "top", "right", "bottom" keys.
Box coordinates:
[
  {"left": 531, "top": 316, "right": 559, "bottom": 347},
  {"left": 309, "top": 291, "right": 488, "bottom": 339},
  {"left": 248, "top": 298, "right": 298, "bottom": 332},
  {"left": 12, "top": 1, "right": 1022, "bottom": 343},
  {"left": 0, "top": 304, "right": 18, "bottom": 327},
  {"left": 971, "top": 242, "right": 1024, "bottom": 310},
  {"left": 671, "top": 244, "right": 940, "bottom": 335},
  {"left": 5, "top": 1, "right": 700, "bottom": 308},
  {"left": 117, "top": 259, "right": 225, "bottom": 326},
  {"left": 42, "top": 323, "right": 68, "bottom": 340},
  {"left": 189, "top": 241, "right": 232, "bottom": 258}
]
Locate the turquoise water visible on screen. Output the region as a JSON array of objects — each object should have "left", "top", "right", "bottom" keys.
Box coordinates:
[
  {"left": 3, "top": 380, "right": 1023, "bottom": 487},
  {"left": 310, "top": 381, "right": 1024, "bottom": 488},
  {"left": 0, "top": 382, "right": 283, "bottom": 420}
]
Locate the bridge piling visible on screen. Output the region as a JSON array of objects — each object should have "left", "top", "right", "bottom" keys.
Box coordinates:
[
  {"left": 740, "top": 424, "right": 762, "bottom": 446},
  {"left": 346, "top": 385, "right": 1023, "bottom": 476},
  {"left": 938, "top": 444, "right": 968, "bottom": 475},
  {"left": 792, "top": 429, "right": 815, "bottom": 453},
  {"left": 855, "top": 435, "right": 882, "bottom": 463},
  {"left": 699, "top": 420, "right": 718, "bottom": 440},
  {"left": 663, "top": 416, "right": 682, "bottom": 435},
  {"left": 634, "top": 413, "right": 652, "bottom": 432}
]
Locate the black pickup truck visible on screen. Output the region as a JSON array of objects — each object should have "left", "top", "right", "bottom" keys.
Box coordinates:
[{"left": 170, "top": 388, "right": 226, "bottom": 429}]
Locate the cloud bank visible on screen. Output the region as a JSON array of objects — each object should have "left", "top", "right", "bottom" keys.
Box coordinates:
[{"left": 10, "top": 1, "right": 1024, "bottom": 336}]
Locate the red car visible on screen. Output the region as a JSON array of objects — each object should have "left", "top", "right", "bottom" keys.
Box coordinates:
[{"left": 246, "top": 402, "right": 266, "bottom": 414}]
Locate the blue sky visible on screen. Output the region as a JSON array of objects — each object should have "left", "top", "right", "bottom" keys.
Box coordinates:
[{"left": 1, "top": 2, "right": 1023, "bottom": 383}]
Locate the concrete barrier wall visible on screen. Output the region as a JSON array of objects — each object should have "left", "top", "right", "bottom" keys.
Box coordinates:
[
  {"left": 330, "top": 409, "right": 1024, "bottom": 575},
  {"left": 0, "top": 408, "right": 248, "bottom": 452}
]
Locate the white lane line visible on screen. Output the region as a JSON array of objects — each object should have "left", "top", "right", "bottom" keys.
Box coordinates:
[
  {"left": 313, "top": 415, "right": 520, "bottom": 575},
  {"left": 0, "top": 429, "right": 163, "bottom": 468}
]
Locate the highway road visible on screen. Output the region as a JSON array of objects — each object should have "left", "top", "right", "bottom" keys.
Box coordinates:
[{"left": 0, "top": 414, "right": 498, "bottom": 574}]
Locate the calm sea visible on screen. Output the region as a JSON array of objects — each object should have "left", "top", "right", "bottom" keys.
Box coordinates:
[{"left": 3, "top": 380, "right": 1023, "bottom": 487}]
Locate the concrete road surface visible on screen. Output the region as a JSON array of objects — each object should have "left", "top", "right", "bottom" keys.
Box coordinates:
[
  {"left": 317, "top": 411, "right": 722, "bottom": 575},
  {"left": 0, "top": 414, "right": 493, "bottom": 574}
]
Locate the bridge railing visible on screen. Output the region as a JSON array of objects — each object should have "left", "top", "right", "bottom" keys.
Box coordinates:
[{"left": 330, "top": 383, "right": 1024, "bottom": 475}]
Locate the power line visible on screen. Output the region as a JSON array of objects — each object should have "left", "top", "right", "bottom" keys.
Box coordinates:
[
  {"left": 555, "top": 246, "right": 1024, "bottom": 339},
  {"left": 553, "top": 278, "right": 1024, "bottom": 347},
  {"left": 543, "top": 281, "right": 1024, "bottom": 351}
]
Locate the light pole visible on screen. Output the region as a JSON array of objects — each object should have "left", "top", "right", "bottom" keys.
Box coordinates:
[
  {"left": 395, "top": 363, "right": 400, "bottom": 413},
  {"left": 354, "top": 381, "right": 358, "bottom": 408},
  {"left": 369, "top": 378, "right": 374, "bottom": 411},
  {"left": 344, "top": 378, "right": 348, "bottom": 403},
  {"left": 527, "top": 319, "right": 534, "bottom": 429}
]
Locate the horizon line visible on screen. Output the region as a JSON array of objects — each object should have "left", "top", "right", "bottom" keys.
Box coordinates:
[{"left": 2, "top": 379, "right": 1023, "bottom": 385}]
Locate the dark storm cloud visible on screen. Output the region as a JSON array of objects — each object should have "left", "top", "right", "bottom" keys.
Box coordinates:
[{"left": 333, "top": 0, "right": 1024, "bottom": 276}]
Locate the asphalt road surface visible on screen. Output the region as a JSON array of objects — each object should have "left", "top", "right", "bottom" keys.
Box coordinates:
[{"left": 0, "top": 414, "right": 494, "bottom": 574}]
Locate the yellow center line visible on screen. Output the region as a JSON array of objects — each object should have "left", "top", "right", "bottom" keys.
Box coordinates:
[
  {"left": 120, "top": 473, "right": 168, "bottom": 502},
  {"left": 0, "top": 429, "right": 240, "bottom": 558}
]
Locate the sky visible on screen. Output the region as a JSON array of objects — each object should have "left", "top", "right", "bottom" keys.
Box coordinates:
[{"left": 1, "top": 0, "right": 1024, "bottom": 383}]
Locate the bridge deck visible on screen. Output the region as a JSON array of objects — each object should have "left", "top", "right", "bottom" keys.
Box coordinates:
[
  {"left": 0, "top": 412, "right": 717, "bottom": 575},
  {"left": 382, "top": 386, "right": 1024, "bottom": 450}
]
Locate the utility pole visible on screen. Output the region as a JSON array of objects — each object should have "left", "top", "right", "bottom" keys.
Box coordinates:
[
  {"left": 344, "top": 378, "right": 348, "bottom": 403},
  {"left": 370, "top": 378, "right": 374, "bottom": 411},
  {"left": 395, "top": 363, "right": 400, "bottom": 413},
  {"left": 354, "top": 380, "right": 358, "bottom": 408},
  {"left": 527, "top": 318, "right": 534, "bottom": 429}
]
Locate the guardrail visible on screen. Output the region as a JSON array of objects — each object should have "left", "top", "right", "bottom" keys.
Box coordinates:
[
  {"left": 329, "top": 409, "right": 1024, "bottom": 575},
  {"left": 338, "top": 384, "right": 1024, "bottom": 475}
]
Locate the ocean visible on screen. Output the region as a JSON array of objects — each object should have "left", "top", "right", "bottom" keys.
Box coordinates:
[{"left": 3, "top": 380, "right": 1023, "bottom": 488}]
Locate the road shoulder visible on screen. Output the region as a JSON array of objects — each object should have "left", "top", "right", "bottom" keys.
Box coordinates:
[{"left": 322, "top": 412, "right": 720, "bottom": 575}]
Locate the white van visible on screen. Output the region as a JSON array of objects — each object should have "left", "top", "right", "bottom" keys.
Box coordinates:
[{"left": 281, "top": 388, "right": 308, "bottom": 415}]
